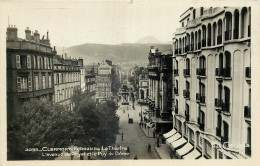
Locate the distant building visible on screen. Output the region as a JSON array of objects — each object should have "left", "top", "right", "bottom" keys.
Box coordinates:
[
  {"left": 6, "top": 26, "right": 54, "bottom": 121},
  {"left": 53, "top": 53, "right": 83, "bottom": 110},
  {"left": 80, "top": 65, "right": 96, "bottom": 100},
  {"left": 95, "top": 60, "right": 113, "bottom": 101}
]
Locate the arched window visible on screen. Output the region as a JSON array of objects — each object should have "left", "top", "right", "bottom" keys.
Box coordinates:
[
  {"left": 217, "top": 19, "right": 223, "bottom": 44},
  {"left": 199, "top": 83, "right": 206, "bottom": 103},
  {"left": 224, "top": 86, "right": 230, "bottom": 112},
  {"left": 223, "top": 121, "right": 229, "bottom": 143},
  {"left": 225, "top": 12, "right": 232, "bottom": 41},
  {"left": 140, "top": 89, "right": 144, "bottom": 99},
  {"left": 200, "top": 7, "right": 204, "bottom": 16},
  {"left": 241, "top": 7, "right": 248, "bottom": 38},
  {"left": 198, "top": 30, "right": 202, "bottom": 49},
  {"left": 213, "top": 22, "right": 217, "bottom": 46},
  {"left": 193, "top": 9, "right": 196, "bottom": 20},
  {"left": 199, "top": 110, "right": 205, "bottom": 131},
  {"left": 216, "top": 114, "right": 222, "bottom": 137},
  {"left": 195, "top": 31, "right": 198, "bottom": 50},
  {"left": 202, "top": 25, "right": 207, "bottom": 47},
  {"left": 208, "top": 23, "right": 212, "bottom": 46},
  {"left": 234, "top": 10, "right": 239, "bottom": 39},
  {"left": 185, "top": 104, "right": 190, "bottom": 121},
  {"left": 179, "top": 38, "right": 182, "bottom": 54},
  {"left": 224, "top": 51, "right": 231, "bottom": 77},
  {"left": 191, "top": 32, "right": 194, "bottom": 51}
]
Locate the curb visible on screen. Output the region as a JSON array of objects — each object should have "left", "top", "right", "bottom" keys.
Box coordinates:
[
  {"left": 138, "top": 123, "right": 155, "bottom": 138},
  {"left": 154, "top": 146, "right": 162, "bottom": 159}
]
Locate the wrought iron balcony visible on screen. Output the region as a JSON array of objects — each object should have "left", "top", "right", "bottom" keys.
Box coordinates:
[
  {"left": 222, "top": 102, "right": 230, "bottom": 113},
  {"left": 196, "top": 93, "right": 201, "bottom": 102},
  {"left": 217, "top": 35, "right": 222, "bottom": 44},
  {"left": 183, "top": 90, "right": 190, "bottom": 99},
  {"left": 244, "top": 106, "right": 251, "bottom": 119},
  {"left": 196, "top": 68, "right": 206, "bottom": 76},
  {"left": 233, "top": 29, "right": 239, "bottom": 39},
  {"left": 200, "top": 96, "right": 206, "bottom": 104},
  {"left": 183, "top": 69, "right": 190, "bottom": 77},
  {"left": 245, "top": 67, "right": 251, "bottom": 78},
  {"left": 174, "top": 88, "right": 179, "bottom": 95},
  {"left": 225, "top": 30, "right": 232, "bottom": 41},
  {"left": 223, "top": 68, "right": 231, "bottom": 77},
  {"left": 185, "top": 45, "right": 189, "bottom": 53},
  {"left": 216, "top": 127, "right": 221, "bottom": 137},
  {"left": 221, "top": 136, "right": 229, "bottom": 145},
  {"left": 174, "top": 69, "right": 179, "bottom": 76},
  {"left": 215, "top": 68, "right": 224, "bottom": 77},
  {"left": 245, "top": 144, "right": 251, "bottom": 156}
]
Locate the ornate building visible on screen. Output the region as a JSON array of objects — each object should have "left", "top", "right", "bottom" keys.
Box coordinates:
[
  {"left": 6, "top": 26, "right": 54, "bottom": 121},
  {"left": 147, "top": 46, "right": 173, "bottom": 134},
  {"left": 80, "top": 65, "right": 96, "bottom": 100},
  {"left": 170, "top": 7, "right": 251, "bottom": 159}
]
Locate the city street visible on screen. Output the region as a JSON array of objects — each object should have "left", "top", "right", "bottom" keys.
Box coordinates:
[{"left": 110, "top": 100, "right": 159, "bottom": 159}]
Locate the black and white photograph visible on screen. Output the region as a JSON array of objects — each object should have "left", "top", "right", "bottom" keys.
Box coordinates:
[{"left": 0, "top": 0, "right": 259, "bottom": 165}]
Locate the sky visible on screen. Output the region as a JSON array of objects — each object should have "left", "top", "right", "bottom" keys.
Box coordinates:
[{"left": 1, "top": 1, "right": 188, "bottom": 47}]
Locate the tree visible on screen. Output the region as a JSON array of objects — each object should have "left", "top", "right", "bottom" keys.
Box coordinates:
[{"left": 7, "top": 98, "right": 76, "bottom": 160}]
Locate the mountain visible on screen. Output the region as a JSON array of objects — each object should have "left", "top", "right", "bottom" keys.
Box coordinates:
[
  {"left": 135, "top": 36, "right": 161, "bottom": 44},
  {"left": 63, "top": 43, "right": 172, "bottom": 65}
]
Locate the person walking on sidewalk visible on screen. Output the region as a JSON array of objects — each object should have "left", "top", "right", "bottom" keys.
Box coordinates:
[
  {"left": 148, "top": 143, "right": 151, "bottom": 152},
  {"left": 134, "top": 155, "right": 138, "bottom": 160},
  {"left": 121, "top": 132, "right": 124, "bottom": 140}
]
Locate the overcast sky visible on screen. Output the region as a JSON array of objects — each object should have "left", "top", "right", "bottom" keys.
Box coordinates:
[{"left": 1, "top": 1, "right": 191, "bottom": 47}]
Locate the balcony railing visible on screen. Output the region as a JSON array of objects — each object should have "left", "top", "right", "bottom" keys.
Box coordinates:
[
  {"left": 215, "top": 98, "right": 223, "bottom": 107},
  {"left": 222, "top": 102, "right": 230, "bottom": 113},
  {"left": 244, "top": 106, "right": 251, "bottom": 118},
  {"left": 225, "top": 30, "right": 232, "bottom": 41},
  {"left": 198, "top": 42, "right": 201, "bottom": 49},
  {"left": 174, "top": 69, "right": 179, "bottom": 76},
  {"left": 221, "top": 136, "right": 229, "bottom": 145},
  {"left": 207, "top": 37, "right": 211, "bottom": 46},
  {"left": 217, "top": 35, "right": 222, "bottom": 44},
  {"left": 245, "top": 145, "right": 251, "bottom": 156},
  {"left": 183, "top": 90, "right": 190, "bottom": 99},
  {"left": 197, "top": 68, "right": 206, "bottom": 76},
  {"left": 202, "top": 39, "right": 206, "bottom": 47},
  {"left": 183, "top": 69, "right": 190, "bottom": 77},
  {"left": 216, "top": 127, "right": 221, "bottom": 137},
  {"left": 223, "top": 68, "right": 231, "bottom": 77},
  {"left": 200, "top": 96, "right": 206, "bottom": 104},
  {"left": 174, "top": 88, "right": 179, "bottom": 95},
  {"left": 245, "top": 67, "right": 251, "bottom": 78},
  {"left": 233, "top": 29, "right": 239, "bottom": 39},
  {"left": 196, "top": 93, "right": 201, "bottom": 102},
  {"left": 215, "top": 68, "right": 224, "bottom": 77}
]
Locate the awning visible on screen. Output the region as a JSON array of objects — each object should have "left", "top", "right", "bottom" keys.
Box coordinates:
[
  {"left": 183, "top": 149, "right": 202, "bottom": 159},
  {"left": 170, "top": 137, "right": 187, "bottom": 149},
  {"left": 163, "top": 128, "right": 177, "bottom": 139},
  {"left": 176, "top": 143, "right": 193, "bottom": 157},
  {"left": 166, "top": 133, "right": 181, "bottom": 145}
]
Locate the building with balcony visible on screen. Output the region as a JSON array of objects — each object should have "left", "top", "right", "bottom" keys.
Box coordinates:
[
  {"left": 138, "top": 68, "right": 149, "bottom": 104},
  {"left": 80, "top": 65, "right": 96, "bottom": 100},
  {"left": 172, "top": 7, "right": 251, "bottom": 159},
  {"left": 6, "top": 26, "right": 55, "bottom": 122},
  {"left": 147, "top": 46, "right": 173, "bottom": 134},
  {"left": 53, "top": 53, "right": 83, "bottom": 110}
]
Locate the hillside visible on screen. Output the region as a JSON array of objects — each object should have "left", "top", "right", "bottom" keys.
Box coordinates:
[{"left": 63, "top": 43, "right": 172, "bottom": 65}]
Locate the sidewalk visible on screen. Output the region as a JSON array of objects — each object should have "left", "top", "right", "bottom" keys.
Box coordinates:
[{"left": 154, "top": 144, "right": 177, "bottom": 159}]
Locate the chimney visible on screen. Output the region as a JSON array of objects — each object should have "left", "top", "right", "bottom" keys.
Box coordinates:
[
  {"left": 25, "top": 27, "right": 31, "bottom": 41},
  {"left": 6, "top": 25, "right": 18, "bottom": 41},
  {"left": 34, "top": 30, "right": 40, "bottom": 43}
]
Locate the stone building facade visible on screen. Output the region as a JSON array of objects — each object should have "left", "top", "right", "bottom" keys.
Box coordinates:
[
  {"left": 172, "top": 7, "right": 251, "bottom": 159},
  {"left": 6, "top": 26, "right": 54, "bottom": 121}
]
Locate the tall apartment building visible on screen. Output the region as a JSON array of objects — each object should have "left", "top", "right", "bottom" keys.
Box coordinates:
[
  {"left": 6, "top": 26, "right": 54, "bottom": 121},
  {"left": 95, "top": 60, "right": 113, "bottom": 101},
  {"left": 53, "top": 53, "right": 83, "bottom": 110},
  {"left": 171, "top": 7, "right": 251, "bottom": 159},
  {"left": 147, "top": 46, "right": 173, "bottom": 134},
  {"left": 80, "top": 66, "right": 96, "bottom": 100}
]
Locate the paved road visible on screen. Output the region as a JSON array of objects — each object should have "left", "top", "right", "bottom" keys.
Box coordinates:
[{"left": 109, "top": 100, "right": 159, "bottom": 159}]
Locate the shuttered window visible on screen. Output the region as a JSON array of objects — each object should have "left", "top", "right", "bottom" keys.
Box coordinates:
[{"left": 16, "top": 55, "right": 21, "bottom": 69}]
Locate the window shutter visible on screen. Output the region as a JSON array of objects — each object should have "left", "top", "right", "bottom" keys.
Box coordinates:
[
  {"left": 16, "top": 55, "right": 21, "bottom": 69},
  {"left": 17, "top": 77, "right": 21, "bottom": 92},
  {"left": 27, "top": 55, "right": 31, "bottom": 69}
]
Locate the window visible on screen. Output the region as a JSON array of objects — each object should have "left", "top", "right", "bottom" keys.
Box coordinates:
[
  {"left": 50, "top": 58, "right": 52, "bottom": 69},
  {"left": 56, "top": 74, "right": 59, "bottom": 84},
  {"left": 200, "top": 7, "right": 203, "bottom": 16},
  {"left": 33, "top": 55, "right": 36, "bottom": 69},
  {"left": 182, "top": 22, "right": 184, "bottom": 27},
  {"left": 16, "top": 55, "right": 21, "bottom": 69},
  {"left": 42, "top": 75, "right": 46, "bottom": 89},
  {"left": 17, "top": 77, "right": 28, "bottom": 92},
  {"left": 28, "top": 77, "right": 32, "bottom": 91},
  {"left": 193, "top": 9, "right": 196, "bottom": 20},
  {"left": 48, "top": 75, "right": 52, "bottom": 88},
  {"left": 27, "top": 55, "right": 31, "bottom": 69},
  {"left": 46, "top": 58, "right": 49, "bottom": 69},
  {"left": 20, "top": 55, "right": 27, "bottom": 69},
  {"left": 35, "top": 75, "right": 39, "bottom": 90},
  {"left": 37, "top": 56, "right": 40, "bottom": 69},
  {"left": 40, "top": 57, "right": 43, "bottom": 69}
]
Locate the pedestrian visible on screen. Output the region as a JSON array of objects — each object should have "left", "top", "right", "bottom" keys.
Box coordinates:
[
  {"left": 134, "top": 155, "right": 138, "bottom": 160},
  {"left": 148, "top": 143, "right": 151, "bottom": 152},
  {"left": 121, "top": 132, "right": 124, "bottom": 140},
  {"left": 70, "top": 153, "right": 74, "bottom": 160},
  {"left": 127, "top": 146, "right": 130, "bottom": 153}
]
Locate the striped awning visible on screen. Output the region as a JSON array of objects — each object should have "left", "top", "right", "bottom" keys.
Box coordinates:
[{"left": 163, "top": 128, "right": 177, "bottom": 139}]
